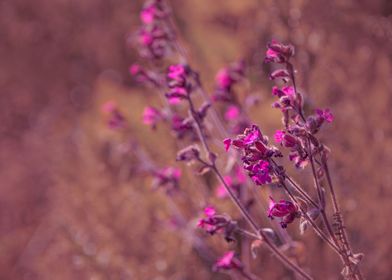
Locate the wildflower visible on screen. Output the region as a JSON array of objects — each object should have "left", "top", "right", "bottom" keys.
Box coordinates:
[
  {"left": 152, "top": 167, "right": 181, "bottom": 194},
  {"left": 165, "top": 64, "right": 192, "bottom": 102},
  {"left": 142, "top": 106, "right": 161, "bottom": 128},
  {"left": 223, "top": 138, "right": 232, "bottom": 151},
  {"left": 247, "top": 160, "right": 272, "bottom": 185},
  {"left": 274, "top": 130, "right": 284, "bottom": 143},
  {"left": 264, "top": 40, "right": 295, "bottom": 64},
  {"left": 216, "top": 68, "right": 233, "bottom": 90},
  {"left": 224, "top": 105, "right": 240, "bottom": 121},
  {"left": 213, "top": 251, "right": 243, "bottom": 271},
  {"left": 316, "top": 108, "right": 334, "bottom": 123},
  {"left": 171, "top": 114, "right": 194, "bottom": 138},
  {"left": 204, "top": 206, "right": 216, "bottom": 217},
  {"left": 140, "top": 4, "right": 156, "bottom": 24},
  {"left": 268, "top": 197, "right": 299, "bottom": 228}
]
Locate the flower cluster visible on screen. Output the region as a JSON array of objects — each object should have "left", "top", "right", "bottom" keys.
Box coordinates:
[
  {"left": 224, "top": 125, "right": 282, "bottom": 186},
  {"left": 212, "top": 61, "right": 245, "bottom": 102},
  {"left": 136, "top": 0, "right": 173, "bottom": 59},
  {"left": 197, "top": 206, "right": 237, "bottom": 242},
  {"left": 264, "top": 40, "right": 295, "bottom": 64},
  {"left": 143, "top": 106, "right": 162, "bottom": 129},
  {"left": 165, "top": 64, "right": 194, "bottom": 103},
  {"left": 151, "top": 167, "right": 181, "bottom": 195},
  {"left": 265, "top": 40, "right": 334, "bottom": 168},
  {"left": 101, "top": 101, "right": 127, "bottom": 130},
  {"left": 268, "top": 197, "right": 299, "bottom": 228}
]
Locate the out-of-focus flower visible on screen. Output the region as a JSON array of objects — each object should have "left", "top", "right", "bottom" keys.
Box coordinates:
[
  {"left": 212, "top": 61, "right": 245, "bottom": 102},
  {"left": 165, "top": 64, "right": 192, "bottom": 102},
  {"left": 152, "top": 167, "right": 181, "bottom": 194},
  {"left": 213, "top": 251, "right": 243, "bottom": 271},
  {"left": 216, "top": 68, "right": 233, "bottom": 90},
  {"left": 142, "top": 106, "right": 161, "bottom": 129},
  {"left": 224, "top": 105, "right": 240, "bottom": 121},
  {"left": 101, "top": 101, "right": 126, "bottom": 130},
  {"left": 204, "top": 206, "right": 216, "bottom": 217},
  {"left": 268, "top": 197, "right": 299, "bottom": 228},
  {"left": 316, "top": 108, "right": 334, "bottom": 123}
]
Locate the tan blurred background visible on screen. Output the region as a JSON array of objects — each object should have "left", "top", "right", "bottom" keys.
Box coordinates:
[{"left": 1, "top": 0, "right": 392, "bottom": 279}]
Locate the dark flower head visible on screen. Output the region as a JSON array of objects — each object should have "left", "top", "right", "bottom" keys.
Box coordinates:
[
  {"left": 264, "top": 40, "right": 295, "bottom": 64},
  {"left": 268, "top": 197, "right": 299, "bottom": 228}
]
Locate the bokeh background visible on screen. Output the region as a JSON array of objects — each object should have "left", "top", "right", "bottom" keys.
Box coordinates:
[{"left": 1, "top": 0, "right": 392, "bottom": 279}]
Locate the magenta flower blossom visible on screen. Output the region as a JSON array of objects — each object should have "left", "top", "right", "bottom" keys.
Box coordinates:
[
  {"left": 248, "top": 160, "right": 272, "bottom": 185},
  {"left": 165, "top": 64, "right": 192, "bottom": 102},
  {"left": 204, "top": 206, "right": 216, "bottom": 217},
  {"left": 140, "top": 5, "right": 156, "bottom": 24},
  {"left": 223, "top": 138, "right": 232, "bottom": 151},
  {"left": 274, "top": 130, "right": 284, "bottom": 143},
  {"left": 316, "top": 108, "right": 334, "bottom": 123},
  {"left": 143, "top": 106, "right": 161, "bottom": 128},
  {"left": 224, "top": 105, "right": 240, "bottom": 121},
  {"left": 268, "top": 197, "right": 299, "bottom": 228},
  {"left": 152, "top": 167, "right": 181, "bottom": 194},
  {"left": 264, "top": 40, "right": 295, "bottom": 64},
  {"left": 213, "top": 251, "right": 243, "bottom": 271},
  {"left": 216, "top": 68, "right": 233, "bottom": 89}
]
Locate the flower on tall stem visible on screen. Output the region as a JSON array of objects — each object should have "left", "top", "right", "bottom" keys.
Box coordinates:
[{"left": 268, "top": 197, "right": 299, "bottom": 228}]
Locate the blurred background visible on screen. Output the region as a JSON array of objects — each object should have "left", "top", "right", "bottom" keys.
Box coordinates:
[{"left": 1, "top": 0, "right": 392, "bottom": 279}]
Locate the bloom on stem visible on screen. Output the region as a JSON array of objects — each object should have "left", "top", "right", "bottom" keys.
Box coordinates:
[
  {"left": 268, "top": 197, "right": 299, "bottom": 228},
  {"left": 143, "top": 106, "right": 161, "bottom": 129},
  {"left": 264, "top": 40, "right": 295, "bottom": 64},
  {"left": 165, "top": 64, "right": 193, "bottom": 102},
  {"left": 152, "top": 167, "right": 181, "bottom": 195},
  {"left": 213, "top": 251, "right": 243, "bottom": 271}
]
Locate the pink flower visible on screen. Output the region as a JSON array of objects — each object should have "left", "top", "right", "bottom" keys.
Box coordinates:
[
  {"left": 214, "top": 251, "right": 243, "bottom": 271},
  {"left": 152, "top": 167, "right": 181, "bottom": 194},
  {"left": 264, "top": 40, "right": 295, "bottom": 64},
  {"left": 274, "top": 130, "right": 284, "bottom": 143},
  {"left": 143, "top": 106, "right": 161, "bottom": 128},
  {"left": 282, "top": 86, "right": 295, "bottom": 96},
  {"left": 248, "top": 160, "right": 272, "bottom": 185},
  {"left": 224, "top": 105, "right": 240, "bottom": 121},
  {"left": 167, "top": 64, "right": 186, "bottom": 81},
  {"left": 204, "top": 206, "right": 216, "bottom": 217},
  {"left": 268, "top": 196, "right": 299, "bottom": 228},
  {"left": 316, "top": 108, "right": 334, "bottom": 123},
  {"left": 140, "top": 5, "right": 156, "bottom": 24},
  {"left": 216, "top": 68, "right": 232, "bottom": 89},
  {"left": 138, "top": 30, "right": 154, "bottom": 46},
  {"left": 223, "top": 138, "right": 232, "bottom": 151}
]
